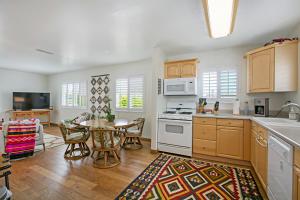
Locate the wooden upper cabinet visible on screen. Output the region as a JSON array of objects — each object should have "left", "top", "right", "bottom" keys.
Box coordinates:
[
  {"left": 246, "top": 40, "right": 298, "bottom": 93},
  {"left": 165, "top": 59, "right": 197, "bottom": 78},
  {"left": 249, "top": 48, "right": 275, "bottom": 92},
  {"left": 180, "top": 61, "right": 197, "bottom": 77}
]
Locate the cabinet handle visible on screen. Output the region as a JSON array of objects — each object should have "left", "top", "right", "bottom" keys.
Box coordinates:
[{"left": 256, "top": 137, "right": 267, "bottom": 147}]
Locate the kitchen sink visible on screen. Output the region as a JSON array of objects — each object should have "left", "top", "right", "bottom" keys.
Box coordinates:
[{"left": 254, "top": 117, "right": 300, "bottom": 127}]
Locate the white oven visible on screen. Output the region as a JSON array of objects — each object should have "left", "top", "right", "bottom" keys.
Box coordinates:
[
  {"left": 158, "top": 118, "right": 192, "bottom": 156},
  {"left": 164, "top": 78, "right": 197, "bottom": 96}
]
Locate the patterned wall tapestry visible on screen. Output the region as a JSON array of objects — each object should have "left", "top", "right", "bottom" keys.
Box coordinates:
[{"left": 90, "top": 74, "right": 110, "bottom": 117}]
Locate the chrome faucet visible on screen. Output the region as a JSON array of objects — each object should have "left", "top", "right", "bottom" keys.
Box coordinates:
[{"left": 279, "top": 102, "right": 300, "bottom": 121}]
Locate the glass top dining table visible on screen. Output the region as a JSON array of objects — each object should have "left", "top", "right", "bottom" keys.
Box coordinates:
[{"left": 79, "top": 119, "right": 136, "bottom": 129}]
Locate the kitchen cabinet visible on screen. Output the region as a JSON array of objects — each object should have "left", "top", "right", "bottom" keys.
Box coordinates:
[
  {"left": 246, "top": 40, "right": 298, "bottom": 93},
  {"left": 216, "top": 126, "right": 244, "bottom": 160},
  {"left": 193, "top": 139, "right": 216, "bottom": 156},
  {"left": 193, "top": 117, "right": 216, "bottom": 155},
  {"left": 165, "top": 59, "right": 197, "bottom": 78},
  {"left": 251, "top": 122, "right": 268, "bottom": 191},
  {"left": 250, "top": 129, "right": 257, "bottom": 167},
  {"left": 294, "top": 148, "right": 300, "bottom": 200},
  {"left": 294, "top": 166, "right": 300, "bottom": 200},
  {"left": 193, "top": 117, "right": 249, "bottom": 161}
]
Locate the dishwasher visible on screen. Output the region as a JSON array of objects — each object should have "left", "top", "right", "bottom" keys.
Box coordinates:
[{"left": 268, "top": 133, "right": 293, "bottom": 200}]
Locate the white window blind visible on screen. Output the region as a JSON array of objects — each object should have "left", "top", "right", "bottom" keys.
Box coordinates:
[
  {"left": 202, "top": 72, "right": 218, "bottom": 98},
  {"left": 116, "top": 76, "right": 144, "bottom": 111},
  {"left": 116, "top": 78, "right": 128, "bottom": 109},
  {"left": 220, "top": 71, "right": 237, "bottom": 98},
  {"left": 61, "top": 82, "right": 87, "bottom": 108},
  {"left": 129, "top": 76, "right": 144, "bottom": 110}
]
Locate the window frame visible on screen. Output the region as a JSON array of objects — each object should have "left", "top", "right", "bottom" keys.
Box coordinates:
[
  {"left": 61, "top": 81, "right": 88, "bottom": 109},
  {"left": 115, "top": 75, "right": 145, "bottom": 113},
  {"left": 201, "top": 69, "right": 239, "bottom": 103}
]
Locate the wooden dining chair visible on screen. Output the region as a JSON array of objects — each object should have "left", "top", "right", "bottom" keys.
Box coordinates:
[
  {"left": 59, "top": 123, "right": 90, "bottom": 160},
  {"left": 90, "top": 128, "right": 122, "bottom": 168},
  {"left": 122, "top": 118, "right": 145, "bottom": 150}
]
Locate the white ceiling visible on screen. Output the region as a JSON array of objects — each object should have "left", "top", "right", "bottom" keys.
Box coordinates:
[{"left": 0, "top": 0, "right": 300, "bottom": 74}]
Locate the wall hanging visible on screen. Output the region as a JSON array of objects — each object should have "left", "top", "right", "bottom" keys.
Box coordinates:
[{"left": 90, "top": 74, "right": 110, "bottom": 117}]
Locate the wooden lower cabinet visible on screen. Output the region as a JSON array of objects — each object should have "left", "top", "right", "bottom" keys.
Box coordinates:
[
  {"left": 250, "top": 130, "right": 257, "bottom": 167},
  {"left": 193, "top": 139, "right": 216, "bottom": 156},
  {"left": 216, "top": 126, "right": 244, "bottom": 160},
  {"left": 251, "top": 123, "right": 268, "bottom": 191},
  {"left": 255, "top": 136, "right": 268, "bottom": 190},
  {"left": 294, "top": 166, "right": 300, "bottom": 200},
  {"left": 193, "top": 124, "right": 216, "bottom": 140}
]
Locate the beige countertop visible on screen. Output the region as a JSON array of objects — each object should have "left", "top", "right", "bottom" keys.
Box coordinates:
[
  {"left": 252, "top": 117, "right": 300, "bottom": 148},
  {"left": 193, "top": 113, "right": 300, "bottom": 148}
]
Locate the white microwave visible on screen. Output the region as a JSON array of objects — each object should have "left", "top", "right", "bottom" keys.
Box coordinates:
[{"left": 164, "top": 78, "right": 197, "bottom": 96}]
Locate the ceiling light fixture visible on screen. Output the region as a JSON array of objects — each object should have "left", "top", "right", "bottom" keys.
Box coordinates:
[{"left": 202, "top": 0, "right": 239, "bottom": 38}]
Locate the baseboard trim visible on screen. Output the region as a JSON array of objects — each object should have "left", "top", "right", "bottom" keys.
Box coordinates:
[{"left": 192, "top": 153, "right": 251, "bottom": 167}]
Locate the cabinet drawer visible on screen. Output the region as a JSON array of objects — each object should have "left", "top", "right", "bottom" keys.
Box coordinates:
[
  {"left": 257, "top": 126, "right": 268, "bottom": 139},
  {"left": 193, "top": 139, "right": 216, "bottom": 156},
  {"left": 217, "top": 119, "right": 244, "bottom": 127},
  {"left": 193, "top": 117, "right": 216, "bottom": 125},
  {"left": 295, "top": 148, "right": 300, "bottom": 168},
  {"left": 193, "top": 124, "right": 216, "bottom": 140}
]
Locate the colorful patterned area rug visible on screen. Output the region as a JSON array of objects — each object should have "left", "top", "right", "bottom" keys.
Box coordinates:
[{"left": 116, "top": 154, "right": 263, "bottom": 200}]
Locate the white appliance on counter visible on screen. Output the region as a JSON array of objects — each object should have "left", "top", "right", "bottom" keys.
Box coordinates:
[
  {"left": 268, "top": 133, "right": 293, "bottom": 200},
  {"left": 158, "top": 102, "right": 196, "bottom": 156},
  {"left": 164, "top": 78, "right": 197, "bottom": 96}
]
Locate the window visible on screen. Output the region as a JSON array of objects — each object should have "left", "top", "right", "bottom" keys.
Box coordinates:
[
  {"left": 202, "top": 70, "right": 238, "bottom": 100},
  {"left": 220, "top": 70, "right": 237, "bottom": 98},
  {"left": 202, "top": 72, "right": 218, "bottom": 98},
  {"left": 61, "top": 82, "right": 87, "bottom": 108},
  {"left": 116, "top": 76, "right": 144, "bottom": 111}
]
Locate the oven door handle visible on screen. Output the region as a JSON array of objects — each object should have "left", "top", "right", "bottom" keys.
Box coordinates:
[{"left": 159, "top": 118, "right": 192, "bottom": 123}]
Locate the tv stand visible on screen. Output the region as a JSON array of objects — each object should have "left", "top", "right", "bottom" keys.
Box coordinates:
[{"left": 12, "top": 109, "right": 51, "bottom": 127}]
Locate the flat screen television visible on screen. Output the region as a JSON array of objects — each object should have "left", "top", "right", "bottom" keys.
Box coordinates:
[{"left": 13, "top": 92, "right": 50, "bottom": 111}]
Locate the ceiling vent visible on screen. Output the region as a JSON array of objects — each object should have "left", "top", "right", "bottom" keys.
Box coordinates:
[{"left": 36, "top": 49, "right": 54, "bottom": 55}]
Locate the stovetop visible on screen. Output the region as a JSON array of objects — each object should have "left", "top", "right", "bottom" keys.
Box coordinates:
[{"left": 159, "top": 102, "right": 196, "bottom": 121}]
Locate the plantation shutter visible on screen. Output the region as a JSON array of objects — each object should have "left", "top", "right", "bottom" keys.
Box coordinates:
[
  {"left": 202, "top": 72, "right": 217, "bottom": 98},
  {"left": 116, "top": 78, "right": 128, "bottom": 109},
  {"left": 129, "top": 76, "right": 144, "bottom": 110},
  {"left": 78, "top": 81, "right": 87, "bottom": 107},
  {"left": 66, "top": 83, "right": 74, "bottom": 106},
  {"left": 62, "top": 84, "right": 68, "bottom": 106},
  {"left": 61, "top": 82, "right": 87, "bottom": 107},
  {"left": 220, "top": 71, "right": 237, "bottom": 98}
]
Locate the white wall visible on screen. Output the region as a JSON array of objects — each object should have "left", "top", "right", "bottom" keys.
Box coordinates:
[
  {"left": 167, "top": 46, "right": 292, "bottom": 112},
  {"left": 151, "top": 47, "right": 166, "bottom": 150},
  {"left": 48, "top": 59, "right": 153, "bottom": 139},
  {"left": 0, "top": 68, "right": 48, "bottom": 120}
]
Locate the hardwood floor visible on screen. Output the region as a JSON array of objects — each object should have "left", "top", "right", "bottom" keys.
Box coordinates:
[
  {"left": 8, "top": 126, "right": 158, "bottom": 200},
  {"left": 6, "top": 126, "right": 267, "bottom": 200}
]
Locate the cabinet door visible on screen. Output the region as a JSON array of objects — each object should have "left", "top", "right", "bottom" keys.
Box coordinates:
[
  {"left": 250, "top": 130, "right": 257, "bottom": 169},
  {"left": 180, "top": 62, "right": 196, "bottom": 77},
  {"left": 255, "top": 135, "right": 268, "bottom": 190},
  {"left": 294, "top": 167, "right": 300, "bottom": 200},
  {"left": 216, "top": 127, "right": 244, "bottom": 160},
  {"left": 165, "top": 63, "right": 181, "bottom": 78},
  {"left": 248, "top": 48, "right": 275, "bottom": 92}
]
